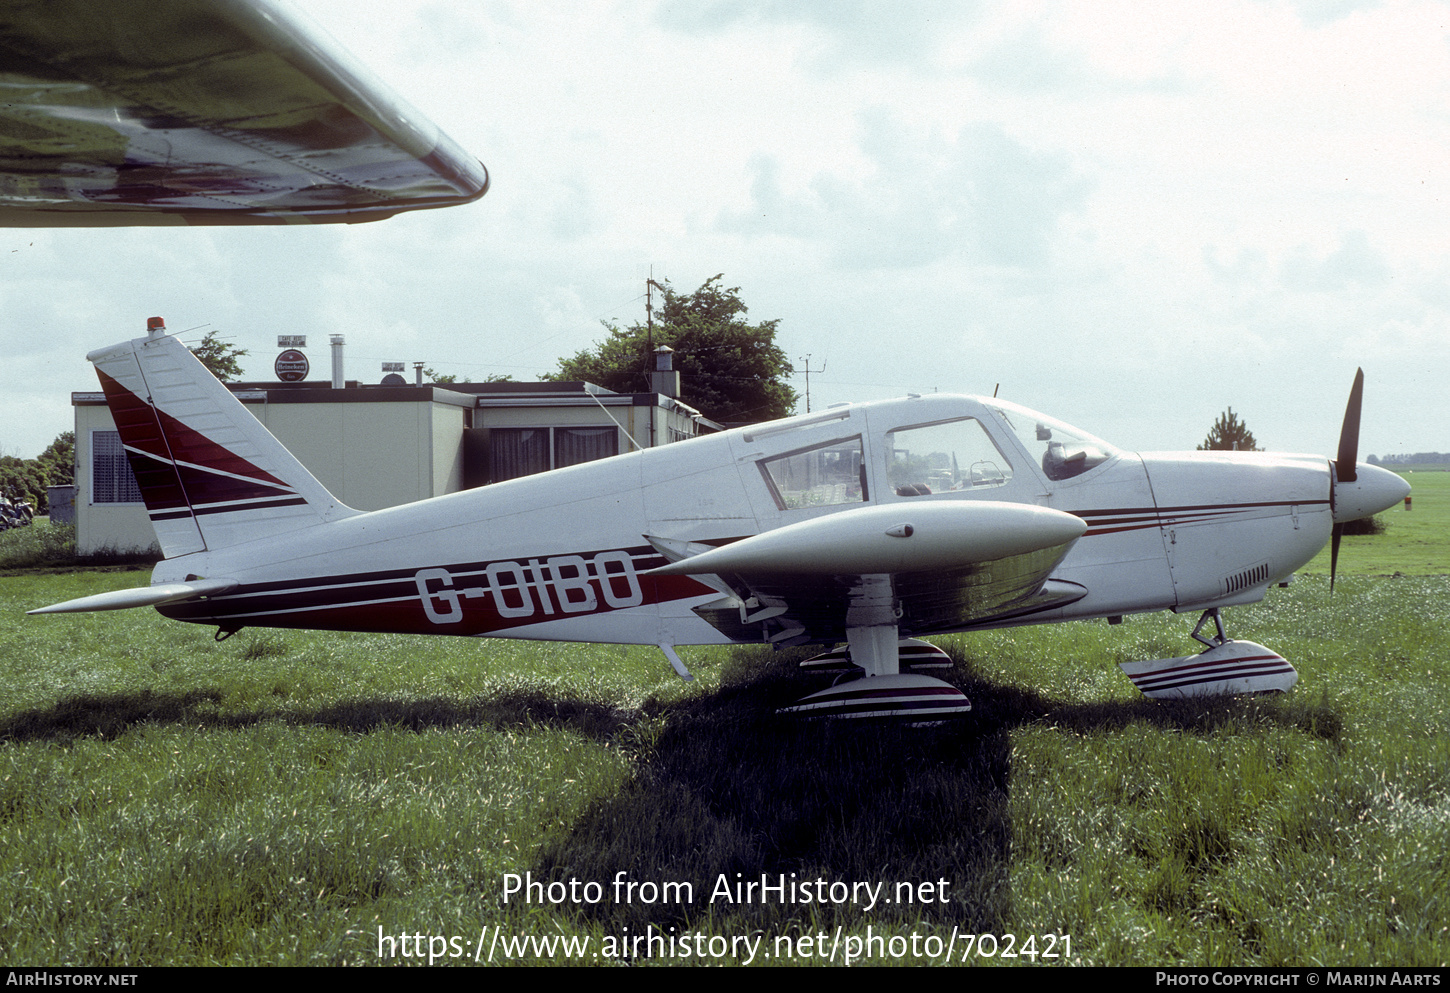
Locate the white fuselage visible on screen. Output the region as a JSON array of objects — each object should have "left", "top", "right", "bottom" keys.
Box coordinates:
[{"left": 149, "top": 393, "right": 1368, "bottom": 647}]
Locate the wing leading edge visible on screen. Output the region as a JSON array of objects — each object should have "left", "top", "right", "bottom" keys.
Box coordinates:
[{"left": 0, "top": 0, "right": 487, "bottom": 226}]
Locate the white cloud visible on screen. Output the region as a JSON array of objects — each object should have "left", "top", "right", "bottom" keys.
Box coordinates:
[{"left": 718, "top": 112, "right": 1089, "bottom": 270}]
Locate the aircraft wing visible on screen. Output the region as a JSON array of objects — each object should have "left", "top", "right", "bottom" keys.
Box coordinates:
[
  {"left": 0, "top": 0, "right": 487, "bottom": 226},
  {"left": 646, "top": 502, "right": 1089, "bottom": 646}
]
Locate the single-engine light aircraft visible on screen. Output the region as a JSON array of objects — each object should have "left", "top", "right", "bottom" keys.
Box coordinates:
[
  {"left": 10, "top": 0, "right": 1411, "bottom": 718},
  {"left": 31, "top": 324, "right": 1409, "bottom": 719}
]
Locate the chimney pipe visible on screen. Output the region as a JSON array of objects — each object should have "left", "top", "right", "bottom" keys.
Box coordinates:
[
  {"left": 330, "top": 335, "right": 345, "bottom": 389},
  {"left": 651, "top": 345, "right": 680, "bottom": 398}
]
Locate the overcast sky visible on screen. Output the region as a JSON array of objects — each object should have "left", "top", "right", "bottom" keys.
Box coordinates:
[{"left": 4, "top": 0, "right": 1448, "bottom": 462}]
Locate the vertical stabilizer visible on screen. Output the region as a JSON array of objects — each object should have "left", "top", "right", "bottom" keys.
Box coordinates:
[{"left": 88, "top": 322, "right": 357, "bottom": 557}]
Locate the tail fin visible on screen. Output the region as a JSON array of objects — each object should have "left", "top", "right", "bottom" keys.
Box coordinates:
[{"left": 89, "top": 321, "right": 356, "bottom": 557}]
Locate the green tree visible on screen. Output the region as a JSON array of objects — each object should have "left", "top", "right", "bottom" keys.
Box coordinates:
[
  {"left": 190, "top": 331, "right": 248, "bottom": 382},
  {"left": 35, "top": 431, "right": 74, "bottom": 488},
  {"left": 1198, "top": 407, "right": 1260, "bottom": 452},
  {"left": 421, "top": 367, "right": 514, "bottom": 385},
  {"left": 549, "top": 275, "right": 797, "bottom": 424},
  {"left": 0, "top": 454, "right": 46, "bottom": 511}
]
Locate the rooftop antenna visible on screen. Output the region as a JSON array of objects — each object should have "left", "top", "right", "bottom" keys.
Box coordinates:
[
  {"left": 798, "top": 354, "right": 826, "bottom": 413},
  {"left": 645, "top": 268, "right": 667, "bottom": 391}
]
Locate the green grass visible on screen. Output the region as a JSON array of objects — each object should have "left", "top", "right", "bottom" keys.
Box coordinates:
[{"left": 1, "top": 537, "right": 1447, "bottom": 966}]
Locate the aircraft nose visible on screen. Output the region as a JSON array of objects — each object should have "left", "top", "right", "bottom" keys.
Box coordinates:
[{"left": 1333, "top": 462, "right": 1411, "bottom": 523}]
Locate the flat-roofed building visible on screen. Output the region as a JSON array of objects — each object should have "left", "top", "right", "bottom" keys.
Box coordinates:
[{"left": 74, "top": 377, "right": 718, "bottom": 555}]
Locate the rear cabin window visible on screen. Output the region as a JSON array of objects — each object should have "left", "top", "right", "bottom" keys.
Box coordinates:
[
  {"left": 885, "top": 418, "right": 1012, "bottom": 496},
  {"left": 759, "top": 436, "right": 867, "bottom": 510}
]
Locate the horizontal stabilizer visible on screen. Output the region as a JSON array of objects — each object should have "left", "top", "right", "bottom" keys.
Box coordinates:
[{"left": 28, "top": 579, "right": 238, "bottom": 615}]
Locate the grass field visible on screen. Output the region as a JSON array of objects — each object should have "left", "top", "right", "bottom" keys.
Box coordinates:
[{"left": 0, "top": 481, "right": 1445, "bottom": 967}]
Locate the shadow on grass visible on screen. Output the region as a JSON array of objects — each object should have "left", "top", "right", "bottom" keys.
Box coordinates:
[
  {"left": 0, "top": 642, "right": 1344, "bottom": 941},
  {"left": 526, "top": 645, "right": 1345, "bottom": 938},
  {"left": 0, "top": 688, "right": 634, "bottom": 743}
]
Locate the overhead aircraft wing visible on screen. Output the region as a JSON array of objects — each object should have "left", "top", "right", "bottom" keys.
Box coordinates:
[
  {"left": 0, "top": 0, "right": 488, "bottom": 226},
  {"left": 646, "top": 502, "right": 1089, "bottom": 647}
]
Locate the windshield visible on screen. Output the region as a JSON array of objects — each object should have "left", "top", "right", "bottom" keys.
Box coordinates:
[{"left": 984, "top": 400, "right": 1118, "bottom": 481}]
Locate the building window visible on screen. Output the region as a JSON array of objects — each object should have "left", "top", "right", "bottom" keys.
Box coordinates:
[
  {"left": 92, "top": 430, "right": 143, "bottom": 504},
  {"left": 491, "top": 426, "right": 620, "bottom": 483},
  {"left": 490, "top": 428, "right": 550, "bottom": 481}
]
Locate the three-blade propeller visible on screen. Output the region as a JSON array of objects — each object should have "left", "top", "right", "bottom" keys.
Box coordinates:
[{"left": 1329, "top": 368, "right": 1365, "bottom": 593}]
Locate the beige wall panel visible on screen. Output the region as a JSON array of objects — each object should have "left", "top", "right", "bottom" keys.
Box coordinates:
[
  {"left": 339, "top": 402, "right": 427, "bottom": 511},
  {"left": 432, "top": 405, "right": 465, "bottom": 495},
  {"left": 258, "top": 403, "right": 347, "bottom": 500},
  {"left": 480, "top": 407, "right": 627, "bottom": 427}
]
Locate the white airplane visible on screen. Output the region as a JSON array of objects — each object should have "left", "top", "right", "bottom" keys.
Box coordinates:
[
  {"left": 30, "top": 324, "right": 1410, "bottom": 719},
  {"left": 9, "top": 1, "right": 1412, "bottom": 718}
]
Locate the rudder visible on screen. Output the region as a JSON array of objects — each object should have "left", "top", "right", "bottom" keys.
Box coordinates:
[{"left": 89, "top": 319, "right": 356, "bottom": 557}]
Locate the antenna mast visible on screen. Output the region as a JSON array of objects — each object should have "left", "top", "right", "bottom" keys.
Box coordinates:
[{"left": 797, "top": 353, "right": 826, "bottom": 413}]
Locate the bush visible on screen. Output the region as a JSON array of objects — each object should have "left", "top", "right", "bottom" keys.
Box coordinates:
[
  {"left": 0, "top": 520, "right": 76, "bottom": 570},
  {"left": 0, "top": 521, "right": 159, "bottom": 571},
  {"left": 1340, "top": 515, "right": 1387, "bottom": 536}
]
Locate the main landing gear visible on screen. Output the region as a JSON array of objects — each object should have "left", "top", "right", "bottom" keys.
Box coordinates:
[{"left": 777, "top": 630, "right": 972, "bottom": 720}]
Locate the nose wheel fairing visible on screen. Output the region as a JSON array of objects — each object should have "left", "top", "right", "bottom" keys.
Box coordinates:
[{"left": 1118, "top": 609, "right": 1298, "bottom": 698}]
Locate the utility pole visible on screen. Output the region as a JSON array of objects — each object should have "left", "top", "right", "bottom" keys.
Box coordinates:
[
  {"left": 645, "top": 272, "right": 667, "bottom": 391},
  {"left": 797, "top": 353, "right": 826, "bottom": 413}
]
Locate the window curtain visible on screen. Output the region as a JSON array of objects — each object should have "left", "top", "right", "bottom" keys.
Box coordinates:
[
  {"left": 554, "top": 427, "right": 618, "bottom": 468},
  {"left": 490, "top": 428, "right": 550, "bottom": 482}
]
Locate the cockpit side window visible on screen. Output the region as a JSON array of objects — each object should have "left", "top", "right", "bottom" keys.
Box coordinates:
[
  {"left": 758, "top": 436, "right": 867, "bottom": 510},
  {"left": 885, "top": 418, "right": 1012, "bottom": 496}
]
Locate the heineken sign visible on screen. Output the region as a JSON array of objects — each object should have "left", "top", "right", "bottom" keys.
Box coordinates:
[{"left": 275, "top": 349, "right": 310, "bottom": 382}]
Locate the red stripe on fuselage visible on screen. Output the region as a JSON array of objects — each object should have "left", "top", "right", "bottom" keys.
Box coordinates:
[
  {"left": 159, "top": 560, "right": 716, "bottom": 637},
  {"left": 1075, "top": 500, "right": 1330, "bottom": 537}
]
